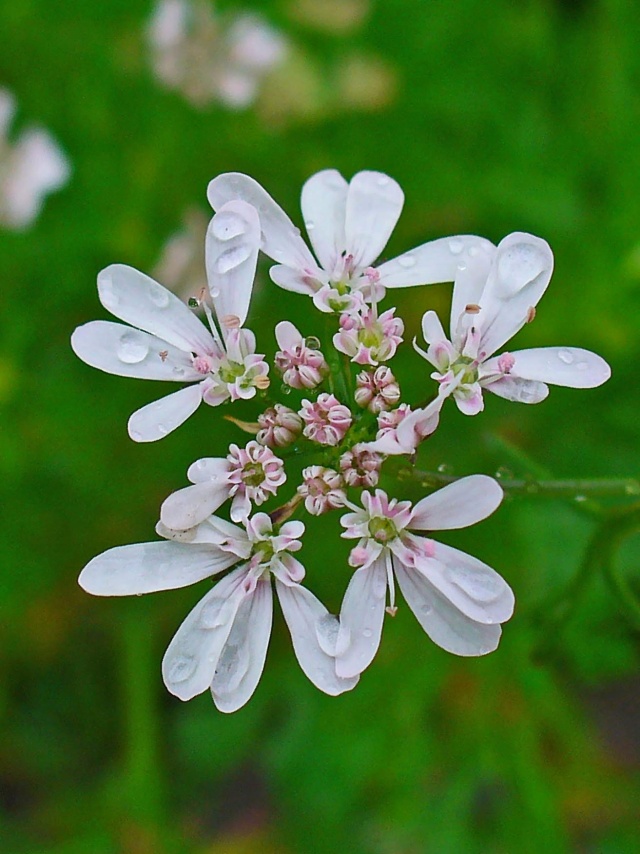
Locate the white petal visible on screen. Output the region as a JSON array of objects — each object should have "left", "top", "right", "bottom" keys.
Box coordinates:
[
  {"left": 274, "top": 320, "right": 302, "bottom": 351},
  {"left": 491, "top": 347, "right": 611, "bottom": 389},
  {"left": 476, "top": 233, "right": 554, "bottom": 356},
  {"left": 207, "top": 172, "right": 317, "bottom": 270},
  {"left": 416, "top": 543, "right": 514, "bottom": 625},
  {"left": 344, "top": 171, "right": 404, "bottom": 269},
  {"left": 206, "top": 200, "right": 261, "bottom": 327},
  {"left": 71, "top": 321, "right": 201, "bottom": 381},
  {"left": 127, "top": 384, "right": 203, "bottom": 442},
  {"left": 335, "top": 557, "right": 387, "bottom": 679},
  {"left": 483, "top": 375, "right": 549, "bottom": 405},
  {"left": 211, "top": 578, "right": 273, "bottom": 713},
  {"left": 377, "top": 235, "right": 495, "bottom": 290},
  {"left": 450, "top": 242, "right": 496, "bottom": 333},
  {"left": 187, "top": 457, "right": 231, "bottom": 484},
  {"left": 97, "top": 265, "right": 216, "bottom": 355},
  {"left": 300, "top": 169, "right": 349, "bottom": 272},
  {"left": 79, "top": 541, "right": 237, "bottom": 596},
  {"left": 160, "top": 482, "right": 230, "bottom": 530},
  {"left": 421, "top": 310, "right": 447, "bottom": 345},
  {"left": 269, "top": 263, "right": 324, "bottom": 294},
  {"left": 410, "top": 475, "right": 503, "bottom": 531},
  {"left": 393, "top": 560, "right": 503, "bottom": 656},
  {"left": 162, "top": 565, "right": 249, "bottom": 700},
  {"left": 277, "top": 582, "right": 359, "bottom": 696},
  {"left": 395, "top": 398, "right": 444, "bottom": 450}
]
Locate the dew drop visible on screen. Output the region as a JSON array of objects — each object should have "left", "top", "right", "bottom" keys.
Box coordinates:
[
  {"left": 316, "top": 613, "right": 339, "bottom": 655},
  {"left": 172, "top": 366, "right": 186, "bottom": 377},
  {"left": 574, "top": 494, "right": 587, "bottom": 504},
  {"left": 209, "top": 287, "right": 220, "bottom": 299},
  {"left": 157, "top": 424, "right": 169, "bottom": 436},
  {"left": 305, "top": 336, "right": 321, "bottom": 350},
  {"left": 129, "top": 428, "right": 143, "bottom": 441},
  {"left": 362, "top": 628, "right": 373, "bottom": 638},
  {"left": 377, "top": 175, "right": 390, "bottom": 187},
  {"left": 558, "top": 349, "right": 574, "bottom": 365},
  {"left": 199, "top": 598, "right": 228, "bottom": 628},
  {"left": 148, "top": 283, "right": 170, "bottom": 308},
  {"left": 445, "top": 566, "right": 503, "bottom": 603},
  {"left": 449, "top": 239, "right": 464, "bottom": 255},
  {"left": 167, "top": 655, "right": 196, "bottom": 684},
  {"left": 281, "top": 384, "right": 292, "bottom": 395},
  {"left": 576, "top": 361, "right": 588, "bottom": 371},
  {"left": 216, "top": 244, "right": 252, "bottom": 274},
  {"left": 196, "top": 459, "right": 209, "bottom": 470},
  {"left": 421, "top": 604, "right": 433, "bottom": 615},
  {"left": 398, "top": 254, "right": 416, "bottom": 269},
  {"left": 457, "top": 263, "right": 467, "bottom": 272},
  {"left": 437, "top": 462, "right": 452, "bottom": 474},
  {"left": 100, "top": 278, "right": 119, "bottom": 308},
  {"left": 305, "top": 220, "right": 315, "bottom": 231},
  {"left": 468, "top": 246, "right": 479, "bottom": 257},
  {"left": 117, "top": 330, "right": 149, "bottom": 364},
  {"left": 211, "top": 211, "right": 246, "bottom": 241}
]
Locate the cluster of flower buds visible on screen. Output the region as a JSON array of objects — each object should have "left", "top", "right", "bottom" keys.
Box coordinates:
[{"left": 73, "top": 168, "right": 611, "bottom": 713}]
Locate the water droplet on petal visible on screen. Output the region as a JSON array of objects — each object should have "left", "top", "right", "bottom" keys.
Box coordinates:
[
  {"left": 558, "top": 349, "right": 574, "bottom": 365},
  {"left": 445, "top": 565, "right": 504, "bottom": 603},
  {"left": 157, "top": 424, "right": 169, "bottom": 436},
  {"left": 212, "top": 211, "right": 246, "bottom": 241},
  {"left": 362, "top": 628, "right": 373, "bottom": 638},
  {"left": 196, "top": 459, "right": 208, "bottom": 470},
  {"left": 129, "top": 428, "right": 143, "bottom": 441},
  {"left": 200, "top": 598, "right": 231, "bottom": 628},
  {"left": 576, "top": 361, "right": 588, "bottom": 371},
  {"left": 421, "top": 604, "right": 432, "bottom": 615},
  {"left": 148, "top": 283, "right": 170, "bottom": 308},
  {"left": 100, "top": 278, "right": 120, "bottom": 308},
  {"left": 305, "top": 336, "right": 321, "bottom": 350},
  {"left": 468, "top": 246, "right": 479, "bottom": 257},
  {"left": 172, "top": 366, "right": 186, "bottom": 377},
  {"left": 167, "top": 655, "right": 196, "bottom": 684},
  {"left": 449, "top": 239, "right": 464, "bottom": 255},
  {"left": 372, "top": 573, "right": 388, "bottom": 598},
  {"left": 305, "top": 220, "right": 315, "bottom": 231},
  {"left": 209, "top": 287, "right": 221, "bottom": 299},
  {"left": 316, "top": 613, "right": 339, "bottom": 655},
  {"left": 117, "top": 330, "right": 149, "bottom": 364},
  {"left": 377, "top": 175, "right": 390, "bottom": 187},
  {"left": 216, "top": 244, "right": 252, "bottom": 274},
  {"left": 398, "top": 254, "right": 416, "bottom": 269}
]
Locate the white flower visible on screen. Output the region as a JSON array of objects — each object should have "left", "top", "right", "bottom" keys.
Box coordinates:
[
  {"left": 79, "top": 512, "right": 358, "bottom": 712},
  {"left": 207, "top": 168, "right": 493, "bottom": 310},
  {"left": 335, "top": 478, "right": 514, "bottom": 678},
  {"left": 71, "top": 200, "right": 270, "bottom": 441},
  {"left": 0, "top": 88, "right": 70, "bottom": 229},
  {"left": 147, "top": 0, "right": 287, "bottom": 109},
  {"left": 415, "top": 232, "right": 611, "bottom": 415},
  {"left": 160, "top": 441, "right": 286, "bottom": 528}
]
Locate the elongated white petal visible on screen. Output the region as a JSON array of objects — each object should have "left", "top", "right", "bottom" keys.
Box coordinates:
[
  {"left": 79, "top": 541, "right": 237, "bottom": 596},
  {"left": 71, "top": 321, "right": 201, "bottom": 381},
  {"left": 211, "top": 579, "right": 273, "bottom": 713},
  {"left": 277, "top": 582, "right": 359, "bottom": 696},
  {"left": 300, "top": 169, "right": 349, "bottom": 272},
  {"left": 97, "top": 264, "right": 216, "bottom": 355},
  {"left": 207, "top": 172, "right": 317, "bottom": 270},
  {"left": 450, "top": 242, "right": 496, "bottom": 332},
  {"left": 490, "top": 347, "right": 611, "bottom": 388},
  {"left": 162, "top": 565, "right": 249, "bottom": 701},
  {"left": 160, "top": 482, "right": 230, "bottom": 530},
  {"left": 206, "top": 200, "right": 261, "bottom": 327},
  {"left": 275, "top": 320, "right": 302, "bottom": 351},
  {"left": 421, "top": 310, "right": 447, "bottom": 345},
  {"left": 335, "top": 557, "right": 387, "bottom": 679},
  {"left": 377, "top": 235, "right": 495, "bottom": 289},
  {"left": 483, "top": 375, "right": 549, "bottom": 404},
  {"left": 410, "top": 475, "right": 503, "bottom": 531},
  {"left": 393, "top": 559, "right": 502, "bottom": 656},
  {"left": 416, "top": 543, "right": 514, "bottom": 625},
  {"left": 269, "top": 263, "right": 325, "bottom": 294},
  {"left": 187, "top": 456, "right": 231, "bottom": 484},
  {"left": 477, "top": 233, "right": 554, "bottom": 356},
  {"left": 344, "top": 171, "right": 404, "bottom": 269},
  {"left": 127, "top": 383, "right": 203, "bottom": 442}
]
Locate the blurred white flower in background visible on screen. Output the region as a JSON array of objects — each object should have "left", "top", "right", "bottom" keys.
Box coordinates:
[
  {"left": 153, "top": 208, "right": 209, "bottom": 305},
  {"left": 147, "top": 0, "right": 288, "bottom": 109},
  {"left": 0, "top": 88, "right": 70, "bottom": 230}
]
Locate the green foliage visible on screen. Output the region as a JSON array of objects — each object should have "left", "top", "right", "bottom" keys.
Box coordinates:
[{"left": 1, "top": 0, "right": 639, "bottom": 851}]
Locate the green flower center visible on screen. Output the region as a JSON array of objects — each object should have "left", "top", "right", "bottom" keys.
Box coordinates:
[
  {"left": 219, "top": 360, "right": 246, "bottom": 383},
  {"left": 242, "top": 463, "right": 266, "bottom": 488},
  {"left": 451, "top": 355, "right": 479, "bottom": 385},
  {"left": 368, "top": 516, "right": 398, "bottom": 543}
]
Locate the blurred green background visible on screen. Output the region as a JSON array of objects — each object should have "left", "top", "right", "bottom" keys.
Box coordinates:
[{"left": 1, "top": 0, "right": 639, "bottom": 851}]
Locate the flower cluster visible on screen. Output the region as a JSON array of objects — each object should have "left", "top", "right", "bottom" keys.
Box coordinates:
[{"left": 73, "top": 168, "right": 611, "bottom": 712}]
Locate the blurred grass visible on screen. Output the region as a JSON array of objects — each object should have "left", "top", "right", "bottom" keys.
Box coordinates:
[{"left": 1, "top": 0, "right": 639, "bottom": 852}]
